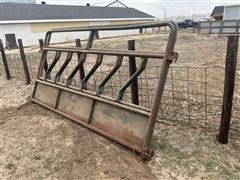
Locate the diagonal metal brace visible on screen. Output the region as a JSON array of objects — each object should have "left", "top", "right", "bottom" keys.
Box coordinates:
[
  {"left": 55, "top": 52, "right": 73, "bottom": 83},
  {"left": 80, "top": 54, "right": 103, "bottom": 90},
  {"left": 96, "top": 55, "right": 123, "bottom": 96},
  {"left": 45, "top": 51, "right": 61, "bottom": 80},
  {"left": 116, "top": 57, "right": 148, "bottom": 102}
]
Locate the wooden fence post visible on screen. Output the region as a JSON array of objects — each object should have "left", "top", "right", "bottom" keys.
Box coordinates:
[
  {"left": 18, "top": 39, "right": 31, "bottom": 84},
  {"left": 75, "top": 39, "right": 85, "bottom": 81},
  {"left": 218, "top": 35, "right": 239, "bottom": 144},
  {"left": 128, "top": 40, "right": 139, "bottom": 105},
  {"left": 39, "top": 39, "right": 44, "bottom": 51},
  {"left": 39, "top": 39, "right": 48, "bottom": 72},
  {"left": 0, "top": 39, "right": 11, "bottom": 80}
]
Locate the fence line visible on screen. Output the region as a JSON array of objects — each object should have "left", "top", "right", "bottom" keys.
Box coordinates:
[
  {"left": 0, "top": 51, "right": 239, "bottom": 131},
  {"left": 198, "top": 20, "right": 240, "bottom": 34},
  {"left": 0, "top": 37, "right": 239, "bottom": 135}
]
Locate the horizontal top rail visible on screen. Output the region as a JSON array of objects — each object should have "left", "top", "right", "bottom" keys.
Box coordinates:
[
  {"left": 50, "top": 21, "right": 175, "bottom": 32},
  {"left": 44, "top": 21, "right": 178, "bottom": 51},
  {"left": 44, "top": 47, "right": 166, "bottom": 59}
]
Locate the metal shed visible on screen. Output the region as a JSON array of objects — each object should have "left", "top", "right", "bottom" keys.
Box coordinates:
[{"left": 224, "top": 4, "right": 240, "bottom": 20}]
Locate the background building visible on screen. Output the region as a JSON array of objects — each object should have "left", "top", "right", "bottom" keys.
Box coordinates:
[
  {"left": 224, "top": 4, "right": 240, "bottom": 20},
  {"left": 210, "top": 6, "right": 224, "bottom": 20},
  {"left": 0, "top": 3, "right": 155, "bottom": 47},
  {"left": 0, "top": 0, "right": 36, "bottom": 4},
  {"left": 210, "top": 4, "right": 240, "bottom": 21}
]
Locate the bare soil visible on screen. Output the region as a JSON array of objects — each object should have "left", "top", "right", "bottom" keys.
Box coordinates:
[
  {"left": 1, "top": 75, "right": 239, "bottom": 180},
  {"left": 0, "top": 78, "right": 155, "bottom": 180}
]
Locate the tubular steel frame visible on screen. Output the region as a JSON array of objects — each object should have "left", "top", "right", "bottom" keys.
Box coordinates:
[{"left": 32, "top": 22, "right": 178, "bottom": 159}]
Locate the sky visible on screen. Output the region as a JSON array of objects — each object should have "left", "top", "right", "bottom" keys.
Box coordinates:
[{"left": 35, "top": 0, "right": 239, "bottom": 18}]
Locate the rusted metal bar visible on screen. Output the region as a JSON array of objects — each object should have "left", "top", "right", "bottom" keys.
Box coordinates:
[
  {"left": 39, "top": 39, "right": 48, "bottom": 71},
  {"left": 37, "top": 32, "right": 52, "bottom": 78},
  {"left": 75, "top": 39, "right": 85, "bottom": 81},
  {"left": 55, "top": 52, "right": 73, "bottom": 83},
  {"left": 219, "top": 35, "right": 239, "bottom": 144},
  {"left": 117, "top": 57, "right": 148, "bottom": 102},
  {"left": 44, "top": 51, "right": 61, "bottom": 80},
  {"left": 143, "top": 22, "right": 178, "bottom": 156},
  {"left": 66, "top": 53, "right": 86, "bottom": 86},
  {"left": 0, "top": 39, "right": 11, "bottom": 80},
  {"left": 50, "top": 21, "right": 178, "bottom": 33},
  {"left": 44, "top": 47, "right": 165, "bottom": 59},
  {"left": 18, "top": 39, "right": 31, "bottom": 84},
  {"left": 96, "top": 56, "right": 123, "bottom": 95},
  {"left": 79, "top": 30, "right": 96, "bottom": 89},
  {"left": 80, "top": 54, "right": 103, "bottom": 90},
  {"left": 128, "top": 40, "right": 139, "bottom": 105}
]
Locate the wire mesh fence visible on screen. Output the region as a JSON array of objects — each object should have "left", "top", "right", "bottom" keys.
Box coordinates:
[{"left": 0, "top": 50, "right": 239, "bottom": 131}]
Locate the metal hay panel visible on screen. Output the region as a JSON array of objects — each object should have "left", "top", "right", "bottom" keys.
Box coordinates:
[{"left": 32, "top": 22, "right": 178, "bottom": 159}]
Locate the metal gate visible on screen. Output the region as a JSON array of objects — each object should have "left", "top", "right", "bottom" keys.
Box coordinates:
[{"left": 32, "top": 22, "right": 178, "bottom": 159}]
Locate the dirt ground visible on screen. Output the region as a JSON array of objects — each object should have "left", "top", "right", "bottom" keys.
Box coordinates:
[
  {"left": 1, "top": 32, "right": 240, "bottom": 179},
  {"left": 1, "top": 78, "right": 240, "bottom": 179}
]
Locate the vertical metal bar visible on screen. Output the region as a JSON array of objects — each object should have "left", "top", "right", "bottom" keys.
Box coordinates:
[
  {"left": 39, "top": 39, "right": 48, "bottom": 72},
  {"left": 77, "top": 30, "right": 96, "bottom": 89},
  {"left": 0, "top": 39, "right": 11, "bottom": 80},
  {"left": 37, "top": 32, "right": 52, "bottom": 78},
  {"left": 144, "top": 58, "right": 171, "bottom": 152},
  {"left": 143, "top": 22, "right": 178, "bottom": 155},
  {"left": 219, "top": 35, "right": 239, "bottom": 144},
  {"left": 18, "top": 39, "right": 31, "bottom": 84},
  {"left": 128, "top": 40, "right": 139, "bottom": 105}
]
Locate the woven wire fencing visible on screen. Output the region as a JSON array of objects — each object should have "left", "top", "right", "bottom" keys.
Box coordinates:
[
  {"left": 0, "top": 51, "right": 239, "bottom": 131},
  {"left": 0, "top": 52, "right": 39, "bottom": 80}
]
